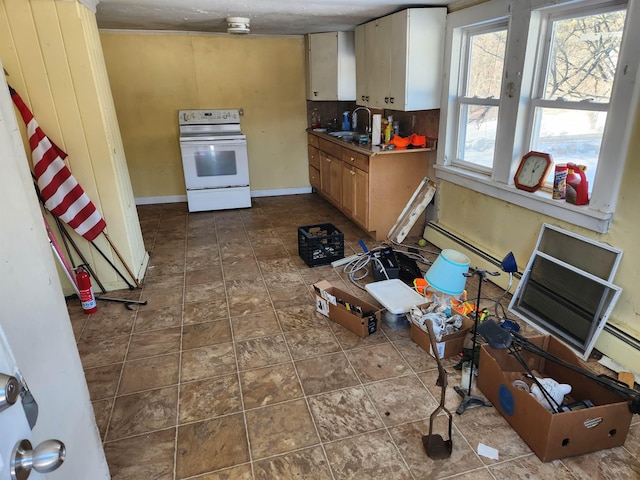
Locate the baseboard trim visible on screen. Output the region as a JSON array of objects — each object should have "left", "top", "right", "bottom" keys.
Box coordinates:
[
  {"left": 135, "top": 188, "right": 313, "bottom": 205},
  {"left": 135, "top": 195, "right": 187, "bottom": 205},
  {"left": 251, "top": 187, "right": 313, "bottom": 198}
]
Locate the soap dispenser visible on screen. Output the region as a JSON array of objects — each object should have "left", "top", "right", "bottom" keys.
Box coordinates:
[{"left": 342, "top": 111, "right": 350, "bottom": 131}]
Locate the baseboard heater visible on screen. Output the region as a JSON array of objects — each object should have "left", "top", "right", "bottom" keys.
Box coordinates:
[{"left": 426, "top": 221, "right": 639, "bottom": 355}]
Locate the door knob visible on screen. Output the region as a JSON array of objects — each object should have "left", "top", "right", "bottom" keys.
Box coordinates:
[
  {"left": 0, "top": 373, "right": 20, "bottom": 412},
  {"left": 10, "top": 439, "right": 66, "bottom": 480}
]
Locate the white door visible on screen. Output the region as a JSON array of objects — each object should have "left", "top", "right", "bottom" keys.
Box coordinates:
[{"left": 0, "top": 62, "right": 110, "bottom": 478}]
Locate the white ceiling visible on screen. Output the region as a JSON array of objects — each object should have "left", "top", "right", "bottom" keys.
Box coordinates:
[{"left": 94, "top": 0, "right": 464, "bottom": 36}]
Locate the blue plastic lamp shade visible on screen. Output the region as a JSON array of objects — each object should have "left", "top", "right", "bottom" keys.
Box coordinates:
[
  {"left": 424, "top": 249, "right": 471, "bottom": 295},
  {"left": 501, "top": 251, "right": 518, "bottom": 273}
]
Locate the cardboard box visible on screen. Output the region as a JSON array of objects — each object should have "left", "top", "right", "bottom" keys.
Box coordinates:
[
  {"left": 313, "top": 280, "right": 380, "bottom": 338},
  {"left": 409, "top": 313, "right": 473, "bottom": 359},
  {"left": 477, "top": 335, "right": 633, "bottom": 462}
]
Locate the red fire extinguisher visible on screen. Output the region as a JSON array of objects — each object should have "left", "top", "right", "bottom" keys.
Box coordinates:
[{"left": 76, "top": 266, "right": 97, "bottom": 314}]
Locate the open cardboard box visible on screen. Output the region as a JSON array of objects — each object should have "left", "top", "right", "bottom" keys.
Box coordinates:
[
  {"left": 477, "top": 334, "right": 633, "bottom": 461},
  {"left": 409, "top": 303, "right": 473, "bottom": 359},
  {"left": 313, "top": 280, "right": 380, "bottom": 338}
]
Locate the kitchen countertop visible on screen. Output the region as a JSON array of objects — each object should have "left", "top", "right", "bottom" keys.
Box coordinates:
[{"left": 307, "top": 129, "right": 436, "bottom": 156}]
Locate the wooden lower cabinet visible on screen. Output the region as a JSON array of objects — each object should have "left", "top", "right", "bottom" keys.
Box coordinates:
[
  {"left": 342, "top": 163, "right": 368, "bottom": 229},
  {"left": 309, "top": 132, "right": 430, "bottom": 240},
  {"left": 319, "top": 152, "right": 342, "bottom": 205}
]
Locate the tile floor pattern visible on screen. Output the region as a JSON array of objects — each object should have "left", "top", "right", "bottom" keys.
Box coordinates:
[{"left": 67, "top": 194, "right": 640, "bottom": 479}]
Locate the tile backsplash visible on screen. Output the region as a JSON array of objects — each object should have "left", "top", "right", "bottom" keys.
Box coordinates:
[{"left": 307, "top": 101, "right": 440, "bottom": 140}]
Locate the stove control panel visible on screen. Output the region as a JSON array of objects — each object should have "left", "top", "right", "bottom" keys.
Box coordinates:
[{"left": 179, "top": 109, "right": 241, "bottom": 125}]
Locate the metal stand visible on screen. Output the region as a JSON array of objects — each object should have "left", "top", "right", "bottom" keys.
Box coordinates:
[{"left": 454, "top": 267, "right": 498, "bottom": 414}]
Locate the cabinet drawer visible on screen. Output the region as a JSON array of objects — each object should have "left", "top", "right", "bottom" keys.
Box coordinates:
[
  {"left": 308, "top": 133, "right": 319, "bottom": 148},
  {"left": 308, "top": 145, "right": 320, "bottom": 169},
  {"left": 318, "top": 138, "right": 342, "bottom": 159},
  {"left": 341, "top": 148, "right": 369, "bottom": 173}
]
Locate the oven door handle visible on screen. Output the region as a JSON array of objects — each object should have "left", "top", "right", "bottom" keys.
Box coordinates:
[{"left": 180, "top": 139, "right": 246, "bottom": 147}]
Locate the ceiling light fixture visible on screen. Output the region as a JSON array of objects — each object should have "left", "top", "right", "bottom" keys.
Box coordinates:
[{"left": 226, "top": 17, "right": 250, "bottom": 34}]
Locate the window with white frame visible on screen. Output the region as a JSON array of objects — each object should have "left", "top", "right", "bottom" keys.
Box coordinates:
[
  {"left": 455, "top": 23, "right": 508, "bottom": 171},
  {"left": 437, "top": 0, "right": 639, "bottom": 233},
  {"left": 529, "top": 6, "right": 627, "bottom": 188}
]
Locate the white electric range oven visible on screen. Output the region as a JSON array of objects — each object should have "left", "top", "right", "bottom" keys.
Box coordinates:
[{"left": 178, "top": 109, "right": 251, "bottom": 212}]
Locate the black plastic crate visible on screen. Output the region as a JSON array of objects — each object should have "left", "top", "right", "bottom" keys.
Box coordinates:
[{"left": 298, "top": 223, "right": 344, "bottom": 267}]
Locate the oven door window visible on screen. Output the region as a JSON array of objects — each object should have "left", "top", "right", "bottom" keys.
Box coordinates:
[
  {"left": 180, "top": 141, "right": 249, "bottom": 190},
  {"left": 195, "top": 149, "right": 237, "bottom": 177}
]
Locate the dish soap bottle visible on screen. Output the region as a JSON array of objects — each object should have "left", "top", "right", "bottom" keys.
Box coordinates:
[
  {"left": 384, "top": 116, "right": 393, "bottom": 143},
  {"left": 342, "top": 111, "right": 350, "bottom": 131}
]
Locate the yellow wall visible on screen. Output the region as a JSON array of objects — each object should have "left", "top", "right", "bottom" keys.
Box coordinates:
[
  {"left": 0, "top": 0, "right": 148, "bottom": 292},
  {"left": 99, "top": 32, "right": 309, "bottom": 199},
  {"left": 428, "top": 106, "right": 640, "bottom": 370}
]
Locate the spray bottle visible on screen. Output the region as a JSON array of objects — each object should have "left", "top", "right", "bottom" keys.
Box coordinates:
[
  {"left": 342, "top": 111, "right": 350, "bottom": 131},
  {"left": 565, "top": 163, "right": 589, "bottom": 205}
]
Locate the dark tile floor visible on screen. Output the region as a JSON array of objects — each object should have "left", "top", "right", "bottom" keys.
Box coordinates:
[{"left": 67, "top": 194, "right": 640, "bottom": 479}]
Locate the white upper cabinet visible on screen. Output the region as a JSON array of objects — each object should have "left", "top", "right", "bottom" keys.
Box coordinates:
[
  {"left": 307, "top": 32, "right": 356, "bottom": 101},
  {"left": 356, "top": 8, "right": 446, "bottom": 111}
]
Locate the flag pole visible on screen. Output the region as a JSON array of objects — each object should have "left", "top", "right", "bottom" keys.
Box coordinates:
[{"left": 101, "top": 232, "right": 141, "bottom": 288}]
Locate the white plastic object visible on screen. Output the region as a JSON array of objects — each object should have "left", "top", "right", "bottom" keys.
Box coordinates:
[{"left": 365, "top": 279, "right": 424, "bottom": 314}]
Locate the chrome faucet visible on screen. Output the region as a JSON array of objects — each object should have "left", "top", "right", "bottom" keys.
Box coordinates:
[{"left": 352, "top": 106, "right": 372, "bottom": 136}]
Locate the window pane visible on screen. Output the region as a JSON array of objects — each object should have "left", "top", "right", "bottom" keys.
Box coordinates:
[
  {"left": 467, "top": 29, "right": 507, "bottom": 98},
  {"left": 545, "top": 10, "right": 626, "bottom": 102},
  {"left": 531, "top": 107, "right": 605, "bottom": 188},
  {"left": 460, "top": 104, "right": 499, "bottom": 168}
]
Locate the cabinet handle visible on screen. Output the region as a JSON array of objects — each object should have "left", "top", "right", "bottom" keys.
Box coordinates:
[
  {"left": 314, "top": 91, "right": 318, "bottom": 97},
  {"left": 390, "top": 97, "right": 395, "bottom": 104},
  {"left": 385, "top": 97, "right": 389, "bottom": 103},
  {"left": 361, "top": 95, "right": 366, "bottom": 101},
  {"left": 350, "top": 170, "right": 355, "bottom": 176},
  {"left": 350, "top": 157, "right": 354, "bottom": 162},
  {"left": 365, "top": 96, "right": 369, "bottom": 101}
]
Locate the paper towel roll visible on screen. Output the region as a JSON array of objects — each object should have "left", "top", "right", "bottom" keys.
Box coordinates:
[{"left": 372, "top": 114, "right": 382, "bottom": 146}]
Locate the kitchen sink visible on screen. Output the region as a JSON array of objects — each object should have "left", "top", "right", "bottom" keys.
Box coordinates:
[{"left": 328, "top": 131, "right": 355, "bottom": 140}]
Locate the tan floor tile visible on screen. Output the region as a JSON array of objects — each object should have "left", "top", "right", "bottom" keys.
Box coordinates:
[
  {"left": 491, "top": 455, "right": 575, "bottom": 479},
  {"left": 253, "top": 446, "right": 333, "bottom": 480},
  {"left": 107, "top": 386, "right": 178, "bottom": 441},
  {"left": 323, "top": 430, "right": 412, "bottom": 479},
  {"left": 240, "top": 363, "right": 303, "bottom": 409},
  {"left": 235, "top": 334, "right": 291, "bottom": 371},
  {"left": 185, "top": 267, "right": 223, "bottom": 285},
  {"left": 227, "top": 289, "right": 272, "bottom": 317},
  {"left": 176, "top": 413, "right": 249, "bottom": 478},
  {"left": 560, "top": 446, "right": 640, "bottom": 479},
  {"left": 181, "top": 343, "right": 236, "bottom": 382},
  {"left": 92, "top": 398, "right": 113, "bottom": 441},
  {"left": 364, "top": 376, "right": 435, "bottom": 427},
  {"left": 182, "top": 318, "right": 232, "bottom": 349},
  {"left": 295, "top": 352, "right": 360, "bottom": 396},
  {"left": 328, "top": 321, "right": 389, "bottom": 350},
  {"left": 179, "top": 374, "right": 242, "bottom": 423},
  {"left": 77, "top": 335, "right": 130, "bottom": 369},
  {"left": 308, "top": 386, "right": 384, "bottom": 442},
  {"left": 269, "top": 285, "right": 315, "bottom": 309},
  {"left": 194, "top": 464, "right": 253, "bottom": 479},
  {"left": 84, "top": 363, "right": 122, "bottom": 400},
  {"left": 184, "top": 280, "right": 226, "bottom": 304},
  {"left": 245, "top": 399, "right": 319, "bottom": 460},
  {"left": 119, "top": 353, "right": 180, "bottom": 395},
  {"left": 346, "top": 344, "right": 412, "bottom": 382},
  {"left": 79, "top": 313, "right": 135, "bottom": 341},
  {"left": 104, "top": 428, "right": 176, "bottom": 480},
  {"left": 127, "top": 326, "right": 181, "bottom": 360},
  {"left": 276, "top": 304, "right": 325, "bottom": 332},
  {"left": 183, "top": 298, "right": 228, "bottom": 325},
  {"left": 231, "top": 310, "right": 281, "bottom": 340},
  {"left": 133, "top": 304, "right": 182, "bottom": 332}
]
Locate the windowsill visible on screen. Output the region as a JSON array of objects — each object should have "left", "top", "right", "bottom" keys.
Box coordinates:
[{"left": 435, "top": 164, "right": 613, "bottom": 233}]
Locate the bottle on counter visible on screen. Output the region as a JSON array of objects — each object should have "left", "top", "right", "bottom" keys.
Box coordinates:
[
  {"left": 384, "top": 116, "right": 393, "bottom": 144},
  {"left": 342, "top": 111, "right": 350, "bottom": 131}
]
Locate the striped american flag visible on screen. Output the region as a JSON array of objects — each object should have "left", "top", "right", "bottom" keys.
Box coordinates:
[{"left": 10, "top": 86, "right": 106, "bottom": 241}]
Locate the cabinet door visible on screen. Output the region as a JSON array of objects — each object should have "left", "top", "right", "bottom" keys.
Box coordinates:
[
  {"left": 388, "top": 11, "right": 409, "bottom": 109},
  {"left": 366, "top": 18, "right": 391, "bottom": 108},
  {"left": 353, "top": 167, "right": 369, "bottom": 228},
  {"left": 342, "top": 164, "right": 369, "bottom": 229},
  {"left": 308, "top": 145, "right": 320, "bottom": 169},
  {"left": 319, "top": 151, "right": 332, "bottom": 198},
  {"left": 308, "top": 33, "right": 338, "bottom": 100},
  {"left": 328, "top": 155, "right": 342, "bottom": 205},
  {"left": 355, "top": 25, "right": 368, "bottom": 106},
  {"left": 309, "top": 164, "right": 320, "bottom": 190}
]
